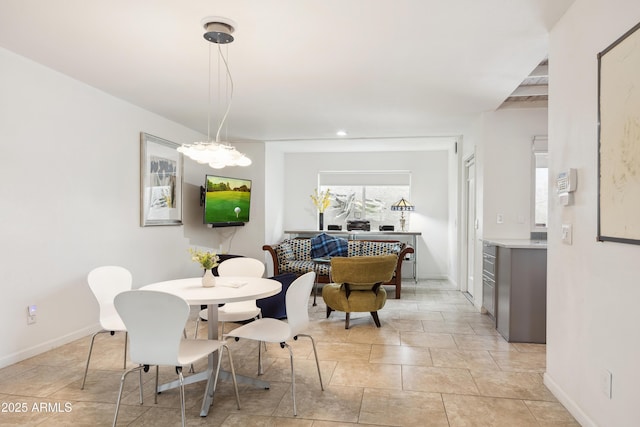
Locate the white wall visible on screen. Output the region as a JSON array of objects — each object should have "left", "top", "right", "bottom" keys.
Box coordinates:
[
  {"left": 277, "top": 150, "right": 453, "bottom": 280},
  {"left": 0, "top": 47, "right": 266, "bottom": 367},
  {"left": 545, "top": 1, "right": 640, "bottom": 426},
  {"left": 480, "top": 108, "right": 548, "bottom": 239},
  {"left": 263, "top": 144, "right": 287, "bottom": 273},
  {"left": 467, "top": 108, "right": 548, "bottom": 309}
]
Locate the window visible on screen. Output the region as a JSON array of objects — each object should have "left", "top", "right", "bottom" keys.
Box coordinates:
[
  {"left": 318, "top": 171, "right": 411, "bottom": 230},
  {"left": 532, "top": 137, "right": 548, "bottom": 230}
]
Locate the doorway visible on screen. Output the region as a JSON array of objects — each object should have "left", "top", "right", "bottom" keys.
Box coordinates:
[{"left": 463, "top": 156, "right": 476, "bottom": 298}]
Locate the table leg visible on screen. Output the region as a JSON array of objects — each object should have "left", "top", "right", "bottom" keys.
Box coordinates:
[
  {"left": 157, "top": 370, "right": 208, "bottom": 392},
  {"left": 199, "top": 303, "right": 273, "bottom": 416},
  {"left": 200, "top": 304, "right": 219, "bottom": 416},
  {"left": 313, "top": 270, "right": 318, "bottom": 306},
  {"left": 413, "top": 235, "right": 418, "bottom": 283},
  {"left": 156, "top": 302, "right": 271, "bottom": 417}
]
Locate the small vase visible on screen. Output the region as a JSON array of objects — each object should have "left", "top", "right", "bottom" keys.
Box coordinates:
[
  {"left": 202, "top": 269, "right": 216, "bottom": 287},
  {"left": 318, "top": 212, "right": 324, "bottom": 230}
]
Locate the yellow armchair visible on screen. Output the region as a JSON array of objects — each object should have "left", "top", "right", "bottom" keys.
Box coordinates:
[{"left": 322, "top": 255, "right": 397, "bottom": 329}]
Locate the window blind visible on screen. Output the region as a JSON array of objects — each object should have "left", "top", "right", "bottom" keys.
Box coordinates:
[{"left": 319, "top": 171, "right": 411, "bottom": 186}]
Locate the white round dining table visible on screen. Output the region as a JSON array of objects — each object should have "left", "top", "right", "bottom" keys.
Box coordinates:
[
  {"left": 140, "top": 276, "right": 281, "bottom": 416},
  {"left": 142, "top": 276, "right": 281, "bottom": 311}
]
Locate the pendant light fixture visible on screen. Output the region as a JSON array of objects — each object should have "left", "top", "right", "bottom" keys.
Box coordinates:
[{"left": 177, "top": 17, "right": 251, "bottom": 169}]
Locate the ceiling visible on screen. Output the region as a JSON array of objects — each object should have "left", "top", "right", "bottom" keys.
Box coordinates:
[
  {"left": 501, "top": 59, "right": 549, "bottom": 109},
  {"left": 0, "top": 1, "right": 573, "bottom": 143}
]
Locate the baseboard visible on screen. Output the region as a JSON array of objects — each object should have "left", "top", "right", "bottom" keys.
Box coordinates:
[
  {"left": 462, "top": 291, "right": 474, "bottom": 303},
  {"left": 403, "top": 274, "right": 450, "bottom": 281},
  {"left": 543, "top": 372, "right": 596, "bottom": 427},
  {"left": 0, "top": 324, "right": 99, "bottom": 369}
]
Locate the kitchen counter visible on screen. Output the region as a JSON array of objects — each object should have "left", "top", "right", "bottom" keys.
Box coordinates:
[
  {"left": 482, "top": 239, "right": 547, "bottom": 343},
  {"left": 482, "top": 238, "right": 547, "bottom": 249}
]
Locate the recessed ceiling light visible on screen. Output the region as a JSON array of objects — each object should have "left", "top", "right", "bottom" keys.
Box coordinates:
[{"left": 336, "top": 130, "right": 347, "bottom": 137}]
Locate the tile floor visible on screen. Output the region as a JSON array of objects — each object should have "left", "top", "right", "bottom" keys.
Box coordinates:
[{"left": 0, "top": 280, "right": 579, "bottom": 426}]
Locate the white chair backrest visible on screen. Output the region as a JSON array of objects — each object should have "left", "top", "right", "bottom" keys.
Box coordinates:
[
  {"left": 114, "top": 290, "right": 188, "bottom": 367},
  {"left": 87, "top": 266, "right": 132, "bottom": 317},
  {"left": 217, "top": 257, "right": 265, "bottom": 278},
  {"left": 285, "top": 272, "right": 315, "bottom": 336}
]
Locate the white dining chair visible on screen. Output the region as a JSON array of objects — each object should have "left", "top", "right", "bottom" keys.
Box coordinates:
[
  {"left": 81, "top": 265, "right": 132, "bottom": 390},
  {"left": 112, "top": 290, "right": 240, "bottom": 427},
  {"left": 225, "top": 271, "right": 323, "bottom": 416},
  {"left": 194, "top": 257, "right": 265, "bottom": 338}
]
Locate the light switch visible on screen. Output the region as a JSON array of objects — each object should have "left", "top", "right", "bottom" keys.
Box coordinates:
[{"left": 561, "top": 224, "right": 572, "bottom": 245}]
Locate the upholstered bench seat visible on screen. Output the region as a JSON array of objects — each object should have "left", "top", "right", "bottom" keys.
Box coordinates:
[{"left": 279, "top": 260, "right": 332, "bottom": 277}]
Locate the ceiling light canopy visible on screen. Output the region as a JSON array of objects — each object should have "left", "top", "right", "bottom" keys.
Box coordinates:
[
  {"left": 177, "top": 16, "right": 251, "bottom": 169},
  {"left": 202, "top": 17, "right": 235, "bottom": 44}
]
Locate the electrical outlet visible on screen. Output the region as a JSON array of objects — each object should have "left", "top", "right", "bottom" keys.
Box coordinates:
[
  {"left": 600, "top": 369, "right": 612, "bottom": 399},
  {"left": 27, "top": 304, "right": 37, "bottom": 325},
  {"left": 496, "top": 214, "right": 504, "bottom": 224}
]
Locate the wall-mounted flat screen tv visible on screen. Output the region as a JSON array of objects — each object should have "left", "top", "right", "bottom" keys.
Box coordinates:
[{"left": 204, "top": 175, "right": 251, "bottom": 227}]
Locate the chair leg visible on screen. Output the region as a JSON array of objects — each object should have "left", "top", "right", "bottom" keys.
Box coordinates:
[
  {"left": 112, "top": 365, "right": 143, "bottom": 427},
  {"left": 81, "top": 330, "right": 99, "bottom": 390},
  {"left": 81, "top": 329, "right": 108, "bottom": 389},
  {"left": 257, "top": 312, "right": 267, "bottom": 353},
  {"left": 83, "top": 330, "right": 128, "bottom": 390},
  {"left": 177, "top": 368, "right": 186, "bottom": 427},
  {"left": 326, "top": 306, "right": 333, "bottom": 318},
  {"left": 138, "top": 367, "right": 143, "bottom": 404},
  {"left": 284, "top": 342, "right": 297, "bottom": 416},
  {"left": 257, "top": 339, "right": 264, "bottom": 375},
  {"left": 222, "top": 345, "right": 241, "bottom": 409},
  {"left": 299, "top": 334, "right": 324, "bottom": 391},
  {"left": 123, "top": 332, "right": 128, "bottom": 369},
  {"left": 185, "top": 329, "right": 195, "bottom": 373},
  {"left": 345, "top": 313, "right": 350, "bottom": 329},
  {"left": 154, "top": 365, "right": 159, "bottom": 404},
  {"left": 194, "top": 318, "right": 200, "bottom": 339},
  {"left": 370, "top": 311, "right": 381, "bottom": 327}
]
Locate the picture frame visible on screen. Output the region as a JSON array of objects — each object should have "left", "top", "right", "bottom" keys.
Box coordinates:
[
  {"left": 140, "top": 132, "right": 183, "bottom": 226},
  {"left": 597, "top": 21, "right": 640, "bottom": 245}
]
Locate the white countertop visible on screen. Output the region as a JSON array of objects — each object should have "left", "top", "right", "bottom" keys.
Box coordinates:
[
  {"left": 482, "top": 238, "right": 548, "bottom": 249},
  {"left": 285, "top": 229, "right": 422, "bottom": 236}
]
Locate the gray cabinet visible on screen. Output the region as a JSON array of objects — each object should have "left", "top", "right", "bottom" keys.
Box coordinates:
[{"left": 495, "top": 246, "right": 547, "bottom": 343}]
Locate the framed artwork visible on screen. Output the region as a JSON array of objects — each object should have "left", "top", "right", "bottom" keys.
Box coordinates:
[
  {"left": 597, "top": 21, "right": 640, "bottom": 245},
  {"left": 140, "top": 132, "right": 183, "bottom": 226}
]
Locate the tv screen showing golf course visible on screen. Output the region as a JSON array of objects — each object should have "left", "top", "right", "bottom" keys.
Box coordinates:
[{"left": 204, "top": 175, "right": 251, "bottom": 225}]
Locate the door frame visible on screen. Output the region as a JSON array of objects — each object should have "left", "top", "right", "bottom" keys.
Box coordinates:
[{"left": 461, "top": 154, "right": 476, "bottom": 297}]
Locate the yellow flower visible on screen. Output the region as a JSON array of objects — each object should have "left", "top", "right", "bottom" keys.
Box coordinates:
[
  {"left": 189, "top": 248, "right": 219, "bottom": 270},
  {"left": 310, "top": 188, "right": 331, "bottom": 213}
]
